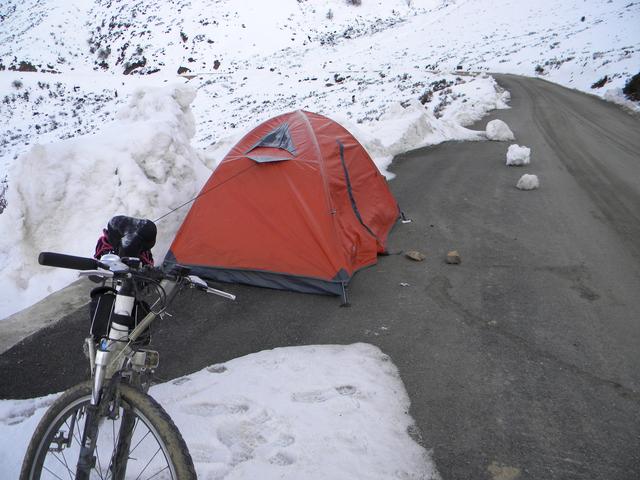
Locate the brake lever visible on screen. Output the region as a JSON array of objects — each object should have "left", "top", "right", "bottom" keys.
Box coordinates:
[
  {"left": 187, "top": 275, "right": 236, "bottom": 300},
  {"left": 78, "top": 269, "right": 115, "bottom": 279},
  {"left": 187, "top": 275, "right": 208, "bottom": 289}
]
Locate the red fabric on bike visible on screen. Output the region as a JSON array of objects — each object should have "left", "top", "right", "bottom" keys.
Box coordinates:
[
  {"left": 94, "top": 229, "right": 154, "bottom": 266},
  {"left": 165, "top": 110, "right": 399, "bottom": 295}
]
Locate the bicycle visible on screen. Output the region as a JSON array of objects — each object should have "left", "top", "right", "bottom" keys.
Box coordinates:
[{"left": 19, "top": 220, "right": 235, "bottom": 480}]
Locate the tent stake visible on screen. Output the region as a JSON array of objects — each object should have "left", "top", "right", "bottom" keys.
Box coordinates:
[{"left": 340, "top": 283, "right": 351, "bottom": 307}]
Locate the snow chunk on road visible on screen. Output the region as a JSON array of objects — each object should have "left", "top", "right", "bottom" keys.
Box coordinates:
[
  {"left": 506, "top": 144, "right": 531, "bottom": 166},
  {"left": 516, "top": 174, "right": 540, "bottom": 190},
  {"left": 0, "top": 85, "right": 211, "bottom": 320},
  {"left": 486, "top": 119, "right": 515, "bottom": 141},
  {"left": 0, "top": 344, "right": 438, "bottom": 480}
]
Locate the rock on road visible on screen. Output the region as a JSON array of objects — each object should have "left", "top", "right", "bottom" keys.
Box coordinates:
[{"left": 1, "top": 74, "right": 639, "bottom": 479}]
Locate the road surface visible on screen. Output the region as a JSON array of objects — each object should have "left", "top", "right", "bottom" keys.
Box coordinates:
[{"left": 2, "top": 74, "right": 640, "bottom": 479}]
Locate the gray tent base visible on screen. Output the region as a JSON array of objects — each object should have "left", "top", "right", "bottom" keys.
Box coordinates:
[{"left": 163, "top": 253, "right": 351, "bottom": 303}]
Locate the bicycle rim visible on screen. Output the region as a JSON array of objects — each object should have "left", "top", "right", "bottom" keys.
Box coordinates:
[{"left": 28, "top": 391, "right": 179, "bottom": 479}]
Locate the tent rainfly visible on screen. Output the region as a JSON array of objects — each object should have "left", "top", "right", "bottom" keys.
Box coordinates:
[{"left": 164, "top": 110, "right": 400, "bottom": 300}]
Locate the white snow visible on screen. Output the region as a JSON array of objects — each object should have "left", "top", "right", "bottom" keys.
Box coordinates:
[
  {"left": 604, "top": 88, "right": 640, "bottom": 114},
  {"left": 506, "top": 144, "right": 531, "bottom": 166},
  {"left": 485, "top": 119, "right": 515, "bottom": 141},
  {"left": 0, "top": 85, "right": 210, "bottom": 319},
  {"left": 516, "top": 174, "right": 540, "bottom": 190},
  {"left": 0, "top": 343, "right": 438, "bottom": 479}
]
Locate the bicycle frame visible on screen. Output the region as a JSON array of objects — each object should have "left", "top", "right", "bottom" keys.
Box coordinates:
[{"left": 77, "top": 274, "right": 180, "bottom": 478}]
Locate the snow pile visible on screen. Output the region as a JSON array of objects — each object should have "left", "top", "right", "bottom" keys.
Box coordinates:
[
  {"left": 604, "top": 88, "right": 640, "bottom": 114},
  {"left": 485, "top": 119, "right": 515, "bottom": 141},
  {"left": 0, "top": 85, "right": 210, "bottom": 319},
  {"left": 516, "top": 174, "right": 540, "bottom": 190},
  {"left": 201, "top": 94, "right": 494, "bottom": 181},
  {"left": 0, "top": 343, "right": 438, "bottom": 479},
  {"left": 336, "top": 99, "right": 484, "bottom": 178},
  {"left": 506, "top": 144, "right": 531, "bottom": 166},
  {"left": 435, "top": 78, "right": 512, "bottom": 126}
]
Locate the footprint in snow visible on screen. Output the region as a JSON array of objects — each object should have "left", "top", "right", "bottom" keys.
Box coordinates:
[
  {"left": 188, "top": 443, "right": 228, "bottom": 464},
  {"left": 217, "top": 420, "right": 268, "bottom": 466},
  {"left": 172, "top": 377, "right": 190, "bottom": 386},
  {"left": 274, "top": 434, "right": 295, "bottom": 447},
  {"left": 182, "top": 402, "right": 249, "bottom": 417},
  {"left": 207, "top": 364, "right": 227, "bottom": 374},
  {"left": 216, "top": 412, "right": 297, "bottom": 467},
  {"left": 291, "top": 385, "right": 358, "bottom": 403},
  {"left": 0, "top": 407, "right": 36, "bottom": 426},
  {"left": 269, "top": 451, "right": 295, "bottom": 466}
]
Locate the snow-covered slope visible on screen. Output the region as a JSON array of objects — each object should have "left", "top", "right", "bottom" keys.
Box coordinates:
[{"left": 0, "top": 0, "right": 638, "bottom": 318}]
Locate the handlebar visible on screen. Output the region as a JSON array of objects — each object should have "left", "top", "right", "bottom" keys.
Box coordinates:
[
  {"left": 39, "top": 252, "right": 108, "bottom": 271},
  {"left": 39, "top": 251, "right": 236, "bottom": 302}
]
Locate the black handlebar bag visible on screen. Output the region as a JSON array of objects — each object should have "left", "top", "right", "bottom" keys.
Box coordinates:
[
  {"left": 107, "top": 216, "right": 157, "bottom": 258},
  {"left": 94, "top": 216, "right": 157, "bottom": 265}
]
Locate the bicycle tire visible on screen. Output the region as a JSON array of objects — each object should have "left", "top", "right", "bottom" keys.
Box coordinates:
[{"left": 20, "top": 381, "right": 196, "bottom": 480}]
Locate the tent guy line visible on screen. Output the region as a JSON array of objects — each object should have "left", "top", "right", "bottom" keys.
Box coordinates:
[{"left": 153, "top": 162, "right": 258, "bottom": 223}]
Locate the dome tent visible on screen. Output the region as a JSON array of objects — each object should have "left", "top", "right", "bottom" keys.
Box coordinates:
[{"left": 164, "top": 110, "right": 399, "bottom": 300}]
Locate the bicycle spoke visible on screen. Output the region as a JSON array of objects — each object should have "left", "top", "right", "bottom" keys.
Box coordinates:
[
  {"left": 109, "top": 415, "right": 117, "bottom": 479},
  {"left": 94, "top": 429, "right": 106, "bottom": 480},
  {"left": 42, "top": 460, "right": 70, "bottom": 480},
  {"left": 129, "top": 425, "right": 152, "bottom": 456},
  {"left": 72, "top": 410, "right": 84, "bottom": 448},
  {"left": 59, "top": 449, "right": 74, "bottom": 480},
  {"left": 134, "top": 447, "right": 163, "bottom": 480},
  {"left": 144, "top": 465, "right": 170, "bottom": 480}
]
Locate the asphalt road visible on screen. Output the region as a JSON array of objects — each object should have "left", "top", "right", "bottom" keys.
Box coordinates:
[{"left": 2, "top": 74, "right": 640, "bottom": 480}]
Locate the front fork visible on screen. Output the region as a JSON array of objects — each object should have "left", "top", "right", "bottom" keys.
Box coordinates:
[
  {"left": 78, "top": 284, "right": 135, "bottom": 478},
  {"left": 77, "top": 278, "right": 177, "bottom": 478},
  {"left": 92, "top": 289, "right": 134, "bottom": 405}
]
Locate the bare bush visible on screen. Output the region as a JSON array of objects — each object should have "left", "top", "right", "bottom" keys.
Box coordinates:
[{"left": 623, "top": 72, "right": 640, "bottom": 101}]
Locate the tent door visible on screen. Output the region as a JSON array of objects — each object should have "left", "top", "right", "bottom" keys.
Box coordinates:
[{"left": 337, "top": 140, "right": 378, "bottom": 241}]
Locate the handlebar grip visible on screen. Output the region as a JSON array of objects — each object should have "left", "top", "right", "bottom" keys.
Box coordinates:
[{"left": 38, "top": 252, "right": 102, "bottom": 271}]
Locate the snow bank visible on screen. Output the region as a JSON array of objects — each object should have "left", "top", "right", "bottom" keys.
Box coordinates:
[
  {"left": 516, "top": 174, "right": 540, "bottom": 190},
  {"left": 203, "top": 96, "right": 490, "bottom": 181},
  {"left": 604, "top": 88, "right": 640, "bottom": 114},
  {"left": 333, "top": 99, "right": 485, "bottom": 179},
  {"left": 435, "top": 76, "right": 512, "bottom": 126},
  {"left": 0, "top": 85, "right": 210, "bottom": 320},
  {"left": 506, "top": 144, "right": 531, "bottom": 166},
  {"left": 486, "top": 119, "right": 515, "bottom": 141},
  {"left": 0, "top": 343, "right": 438, "bottom": 479}
]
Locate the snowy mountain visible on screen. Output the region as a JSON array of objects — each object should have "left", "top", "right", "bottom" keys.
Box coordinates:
[
  {"left": 1, "top": 2, "right": 639, "bottom": 478},
  {"left": 0, "top": 0, "right": 638, "bottom": 317}
]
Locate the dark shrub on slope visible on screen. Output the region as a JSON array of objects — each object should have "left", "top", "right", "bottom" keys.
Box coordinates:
[{"left": 623, "top": 72, "right": 640, "bottom": 102}]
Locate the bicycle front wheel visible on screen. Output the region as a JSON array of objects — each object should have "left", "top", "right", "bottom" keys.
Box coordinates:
[{"left": 20, "top": 381, "right": 196, "bottom": 480}]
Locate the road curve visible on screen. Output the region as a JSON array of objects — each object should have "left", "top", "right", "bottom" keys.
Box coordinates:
[{"left": 1, "top": 74, "right": 639, "bottom": 480}]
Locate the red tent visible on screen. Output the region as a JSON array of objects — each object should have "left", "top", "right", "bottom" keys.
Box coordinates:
[{"left": 164, "top": 110, "right": 399, "bottom": 297}]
